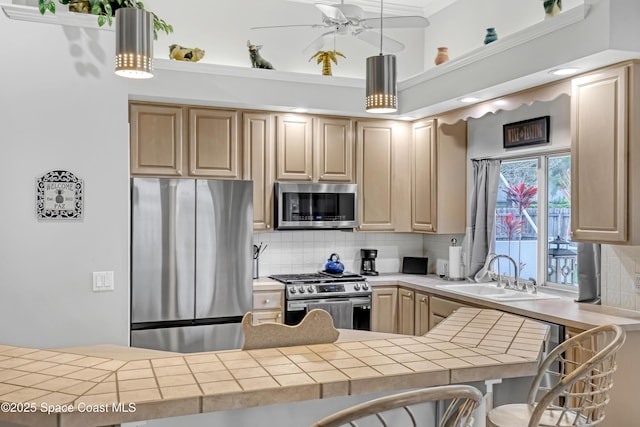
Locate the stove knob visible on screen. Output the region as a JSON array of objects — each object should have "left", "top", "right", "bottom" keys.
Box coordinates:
[
  {"left": 298, "top": 286, "right": 306, "bottom": 293},
  {"left": 354, "top": 283, "right": 361, "bottom": 291},
  {"left": 289, "top": 286, "right": 297, "bottom": 294},
  {"left": 307, "top": 286, "right": 314, "bottom": 293},
  {"left": 362, "top": 283, "right": 369, "bottom": 290}
]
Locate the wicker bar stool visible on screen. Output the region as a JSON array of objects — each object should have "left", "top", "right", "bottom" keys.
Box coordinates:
[
  {"left": 487, "top": 324, "right": 625, "bottom": 427},
  {"left": 310, "top": 384, "right": 483, "bottom": 427}
]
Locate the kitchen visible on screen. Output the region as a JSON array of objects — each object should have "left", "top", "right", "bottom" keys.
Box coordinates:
[{"left": 2, "top": 0, "right": 640, "bottom": 426}]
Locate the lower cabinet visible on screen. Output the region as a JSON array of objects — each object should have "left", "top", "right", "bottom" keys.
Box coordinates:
[
  {"left": 371, "top": 286, "right": 398, "bottom": 333},
  {"left": 371, "top": 286, "right": 430, "bottom": 335},
  {"left": 252, "top": 289, "right": 284, "bottom": 324},
  {"left": 429, "top": 296, "right": 470, "bottom": 330}
]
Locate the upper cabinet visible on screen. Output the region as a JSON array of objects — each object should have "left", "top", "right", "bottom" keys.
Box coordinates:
[
  {"left": 356, "top": 120, "right": 411, "bottom": 232},
  {"left": 276, "top": 114, "right": 354, "bottom": 183},
  {"left": 570, "top": 62, "right": 640, "bottom": 244},
  {"left": 130, "top": 103, "right": 184, "bottom": 176},
  {"left": 129, "top": 103, "right": 242, "bottom": 179},
  {"left": 411, "top": 119, "right": 467, "bottom": 234},
  {"left": 188, "top": 108, "right": 241, "bottom": 178},
  {"left": 243, "top": 112, "right": 275, "bottom": 231}
]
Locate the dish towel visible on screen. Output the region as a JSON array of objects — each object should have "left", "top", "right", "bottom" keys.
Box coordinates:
[{"left": 307, "top": 301, "right": 354, "bottom": 329}]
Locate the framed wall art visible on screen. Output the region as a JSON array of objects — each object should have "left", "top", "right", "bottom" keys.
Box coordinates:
[
  {"left": 503, "top": 116, "right": 550, "bottom": 149},
  {"left": 36, "top": 170, "right": 84, "bottom": 220}
]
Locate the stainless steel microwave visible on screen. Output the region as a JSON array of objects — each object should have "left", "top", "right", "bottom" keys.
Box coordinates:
[{"left": 274, "top": 182, "right": 358, "bottom": 230}]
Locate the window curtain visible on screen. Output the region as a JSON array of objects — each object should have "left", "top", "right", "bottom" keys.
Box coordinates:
[
  {"left": 575, "top": 243, "right": 601, "bottom": 303},
  {"left": 466, "top": 159, "right": 502, "bottom": 281}
]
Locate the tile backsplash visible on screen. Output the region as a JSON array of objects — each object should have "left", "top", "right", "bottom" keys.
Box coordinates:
[
  {"left": 253, "top": 231, "right": 423, "bottom": 276},
  {"left": 601, "top": 245, "right": 640, "bottom": 311}
]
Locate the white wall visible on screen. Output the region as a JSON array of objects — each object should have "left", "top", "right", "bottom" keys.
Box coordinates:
[
  {"left": 0, "top": 5, "right": 130, "bottom": 348},
  {"left": 144, "top": 0, "right": 426, "bottom": 80},
  {"left": 422, "top": 0, "right": 584, "bottom": 71}
]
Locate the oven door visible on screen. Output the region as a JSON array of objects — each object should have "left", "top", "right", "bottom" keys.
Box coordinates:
[{"left": 286, "top": 296, "right": 371, "bottom": 331}]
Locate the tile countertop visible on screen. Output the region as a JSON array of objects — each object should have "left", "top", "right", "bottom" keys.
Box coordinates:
[
  {"left": 366, "top": 274, "right": 640, "bottom": 332},
  {"left": 0, "top": 308, "right": 546, "bottom": 427}
]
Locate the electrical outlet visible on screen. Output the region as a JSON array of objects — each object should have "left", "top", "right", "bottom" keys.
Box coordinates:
[{"left": 634, "top": 274, "right": 640, "bottom": 291}]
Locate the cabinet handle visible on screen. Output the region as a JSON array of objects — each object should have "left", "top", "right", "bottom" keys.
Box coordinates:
[
  {"left": 406, "top": 292, "right": 412, "bottom": 298},
  {"left": 307, "top": 175, "right": 312, "bottom": 180},
  {"left": 320, "top": 175, "right": 324, "bottom": 179},
  {"left": 420, "top": 297, "right": 426, "bottom": 302},
  {"left": 277, "top": 313, "right": 282, "bottom": 318},
  {"left": 264, "top": 299, "right": 270, "bottom": 304},
  {"left": 266, "top": 224, "right": 270, "bottom": 229}
]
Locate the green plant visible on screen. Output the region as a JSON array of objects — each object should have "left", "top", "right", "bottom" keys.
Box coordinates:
[{"left": 38, "top": 0, "right": 173, "bottom": 39}]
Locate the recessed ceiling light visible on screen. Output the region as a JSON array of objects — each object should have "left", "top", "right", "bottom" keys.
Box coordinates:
[
  {"left": 292, "top": 108, "right": 308, "bottom": 113},
  {"left": 399, "top": 116, "right": 415, "bottom": 121},
  {"left": 460, "top": 97, "right": 480, "bottom": 103},
  {"left": 550, "top": 68, "right": 579, "bottom": 76}
]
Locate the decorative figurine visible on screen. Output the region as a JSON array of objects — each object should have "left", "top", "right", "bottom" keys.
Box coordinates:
[
  {"left": 247, "top": 40, "right": 274, "bottom": 69},
  {"left": 543, "top": 0, "right": 562, "bottom": 18},
  {"left": 434, "top": 47, "right": 449, "bottom": 65},
  {"left": 309, "top": 50, "right": 346, "bottom": 76},
  {"left": 169, "top": 44, "right": 205, "bottom": 62}
]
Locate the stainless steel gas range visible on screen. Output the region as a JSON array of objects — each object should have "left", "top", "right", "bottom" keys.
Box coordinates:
[{"left": 268, "top": 272, "right": 371, "bottom": 330}]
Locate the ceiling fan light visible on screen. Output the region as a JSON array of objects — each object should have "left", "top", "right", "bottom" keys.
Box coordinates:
[
  {"left": 366, "top": 54, "right": 397, "bottom": 113},
  {"left": 115, "top": 8, "right": 154, "bottom": 79}
]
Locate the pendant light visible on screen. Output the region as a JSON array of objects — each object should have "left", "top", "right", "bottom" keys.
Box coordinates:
[
  {"left": 365, "top": 0, "right": 397, "bottom": 113},
  {"left": 115, "top": 7, "right": 153, "bottom": 79}
]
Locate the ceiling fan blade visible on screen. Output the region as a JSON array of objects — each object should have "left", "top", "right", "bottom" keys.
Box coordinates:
[
  {"left": 251, "top": 23, "right": 322, "bottom": 30},
  {"left": 315, "top": 3, "right": 348, "bottom": 24},
  {"left": 302, "top": 31, "right": 335, "bottom": 55},
  {"left": 355, "top": 30, "right": 405, "bottom": 53},
  {"left": 362, "top": 16, "right": 430, "bottom": 29}
]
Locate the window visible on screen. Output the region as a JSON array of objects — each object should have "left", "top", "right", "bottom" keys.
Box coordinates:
[{"left": 494, "top": 153, "right": 575, "bottom": 288}]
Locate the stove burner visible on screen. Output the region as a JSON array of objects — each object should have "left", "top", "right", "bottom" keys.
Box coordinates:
[{"left": 269, "top": 272, "right": 366, "bottom": 284}]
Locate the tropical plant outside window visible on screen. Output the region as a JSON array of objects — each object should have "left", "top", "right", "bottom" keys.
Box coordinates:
[{"left": 494, "top": 154, "right": 575, "bottom": 287}]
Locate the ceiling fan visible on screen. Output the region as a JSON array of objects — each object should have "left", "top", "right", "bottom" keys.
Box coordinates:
[{"left": 250, "top": 1, "right": 430, "bottom": 54}]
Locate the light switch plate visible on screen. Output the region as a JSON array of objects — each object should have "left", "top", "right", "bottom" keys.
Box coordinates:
[{"left": 93, "top": 271, "right": 114, "bottom": 292}]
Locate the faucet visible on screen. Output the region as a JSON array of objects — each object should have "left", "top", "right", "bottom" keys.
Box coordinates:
[{"left": 487, "top": 254, "right": 518, "bottom": 289}]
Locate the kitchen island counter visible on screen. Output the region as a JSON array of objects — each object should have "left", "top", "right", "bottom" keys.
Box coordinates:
[{"left": 0, "top": 308, "right": 546, "bottom": 427}]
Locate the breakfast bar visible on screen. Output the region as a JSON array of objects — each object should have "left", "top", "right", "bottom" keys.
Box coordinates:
[{"left": 0, "top": 308, "right": 547, "bottom": 427}]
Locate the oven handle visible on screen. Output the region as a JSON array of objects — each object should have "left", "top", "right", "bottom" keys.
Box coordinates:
[{"left": 287, "top": 297, "right": 371, "bottom": 311}]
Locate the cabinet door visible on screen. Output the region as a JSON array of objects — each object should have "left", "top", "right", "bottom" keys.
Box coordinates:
[
  {"left": 429, "top": 296, "right": 468, "bottom": 331},
  {"left": 397, "top": 288, "right": 415, "bottom": 335},
  {"left": 315, "top": 117, "right": 354, "bottom": 182},
  {"left": 371, "top": 286, "right": 398, "bottom": 333},
  {"left": 414, "top": 291, "right": 429, "bottom": 336},
  {"left": 252, "top": 311, "right": 283, "bottom": 324},
  {"left": 571, "top": 66, "right": 628, "bottom": 242},
  {"left": 243, "top": 112, "right": 274, "bottom": 231},
  {"left": 130, "top": 103, "right": 184, "bottom": 176},
  {"left": 412, "top": 119, "right": 437, "bottom": 232},
  {"left": 276, "top": 114, "right": 313, "bottom": 181},
  {"left": 188, "top": 108, "right": 240, "bottom": 178}
]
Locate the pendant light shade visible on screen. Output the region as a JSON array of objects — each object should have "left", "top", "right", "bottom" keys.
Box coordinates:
[
  {"left": 115, "top": 8, "right": 153, "bottom": 79},
  {"left": 365, "top": 0, "right": 397, "bottom": 113},
  {"left": 366, "top": 53, "right": 397, "bottom": 113}
]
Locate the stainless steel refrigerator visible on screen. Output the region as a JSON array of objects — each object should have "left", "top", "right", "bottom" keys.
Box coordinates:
[{"left": 130, "top": 178, "right": 253, "bottom": 352}]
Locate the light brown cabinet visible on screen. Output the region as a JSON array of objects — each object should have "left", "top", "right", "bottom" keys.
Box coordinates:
[
  {"left": 356, "top": 120, "right": 411, "bottom": 232},
  {"left": 252, "top": 289, "right": 284, "bottom": 324},
  {"left": 371, "top": 286, "right": 398, "bottom": 333},
  {"left": 130, "top": 103, "right": 242, "bottom": 179},
  {"left": 414, "top": 291, "right": 430, "bottom": 336},
  {"left": 411, "top": 118, "right": 467, "bottom": 234},
  {"left": 428, "top": 296, "right": 470, "bottom": 330},
  {"left": 570, "top": 63, "right": 640, "bottom": 244},
  {"left": 130, "top": 103, "right": 184, "bottom": 176},
  {"left": 188, "top": 108, "right": 241, "bottom": 178},
  {"left": 371, "top": 286, "right": 429, "bottom": 335},
  {"left": 243, "top": 112, "right": 275, "bottom": 231},
  {"left": 276, "top": 115, "right": 354, "bottom": 182}
]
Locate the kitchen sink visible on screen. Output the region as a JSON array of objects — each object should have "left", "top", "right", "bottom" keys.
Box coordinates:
[{"left": 435, "top": 283, "right": 561, "bottom": 302}]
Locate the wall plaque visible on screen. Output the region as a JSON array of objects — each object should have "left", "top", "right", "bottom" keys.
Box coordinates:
[
  {"left": 36, "top": 170, "right": 84, "bottom": 220},
  {"left": 503, "top": 116, "right": 550, "bottom": 149}
]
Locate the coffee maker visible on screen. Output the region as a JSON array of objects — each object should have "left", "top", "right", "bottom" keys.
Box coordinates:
[{"left": 360, "top": 249, "right": 379, "bottom": 276}]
